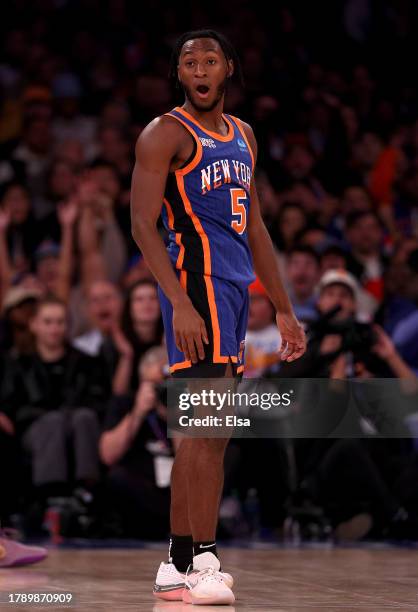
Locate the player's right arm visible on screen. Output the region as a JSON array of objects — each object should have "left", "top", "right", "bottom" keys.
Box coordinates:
[{"left": 130, "top": 117, "right": 208, "bottom": 364}]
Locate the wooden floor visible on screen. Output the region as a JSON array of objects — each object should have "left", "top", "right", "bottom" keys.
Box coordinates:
[{"left": 1, "top": 546, "right": 417, "bottom": 611}]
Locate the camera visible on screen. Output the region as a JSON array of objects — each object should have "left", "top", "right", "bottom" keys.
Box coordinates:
[{"left": 310, "top": 306, "right": 377, "bottom": 361}]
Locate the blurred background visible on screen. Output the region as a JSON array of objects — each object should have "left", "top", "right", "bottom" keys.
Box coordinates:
[{"left": 1, "top": 0, "right": 418, "bottom": 545}]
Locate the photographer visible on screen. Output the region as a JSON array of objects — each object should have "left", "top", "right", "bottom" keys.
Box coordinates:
[
  {"left": 279, "top": 269, "right": 418, "bottom": 540},
  {"left": 99, "top": 346, "right": 173, "bottom": 539},
  {"left": 279, "top": 269, "right": 416, "bottom": 380}
]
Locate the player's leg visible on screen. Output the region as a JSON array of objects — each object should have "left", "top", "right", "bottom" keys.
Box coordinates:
[
  {"left": 181, "top": 277, "right": 244, "bottom": 604},
  {"left": 154, "top": 276, "right": 241, "bottom": 603},
  {"left": 181, "top": 362, "right": 236, "bottom": 605},
  {"left": 153, "top": 286, "right": 193, "bottom": 600}
]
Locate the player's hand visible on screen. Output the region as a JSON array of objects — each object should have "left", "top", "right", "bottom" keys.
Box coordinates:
[
  {"left": 173, "top": 300, "right": 209, "bottom": 364},
  {"left": 276, "top": 311, "right": 306, "bottom": 362}
]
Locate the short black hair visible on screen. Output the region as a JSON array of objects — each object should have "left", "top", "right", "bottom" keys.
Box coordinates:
[
  {"left": 169, "top": 29, "right": 244, "bottom": 88},
  {"left": 345, "top": 210, "right": 383, "bottom": 230},
  {"left": 287, "top": 244, "right": 321, "bottom": 266}
]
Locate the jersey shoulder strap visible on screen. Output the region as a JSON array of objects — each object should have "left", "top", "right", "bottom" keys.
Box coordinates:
[
  {"left": 163, "top": 109, "right": 202, "bottom": 174},
  {"left": 226, "top": 114, "right": 255, "bottom": 168}
]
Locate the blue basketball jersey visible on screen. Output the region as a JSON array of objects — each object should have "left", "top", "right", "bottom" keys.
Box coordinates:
[{"left": 161, "top": 106, "right": 255, "bottom": 286}]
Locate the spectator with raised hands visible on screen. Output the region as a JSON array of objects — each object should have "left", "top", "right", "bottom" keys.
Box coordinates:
[{"left": 76, "top": 172, "right": 127, "bottom": 286}]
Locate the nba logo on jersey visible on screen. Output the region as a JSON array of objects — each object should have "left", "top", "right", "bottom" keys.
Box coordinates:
[
  {"left": 199, "top": 137, "right": 216, "bottom": 148},
  {"left": 237, "top": 139, "right": 247, "bottom": 150}
]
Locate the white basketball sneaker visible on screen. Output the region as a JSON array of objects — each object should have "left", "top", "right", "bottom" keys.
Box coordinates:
[
  {"left": 153, "top": 561, "right": 186, "bottom": 601},
  {"left": 153, "top": 558, "right": 234, "bottom": 602},
  {"left": 182, "top": 551, "right": 235, "bottom": 605}
]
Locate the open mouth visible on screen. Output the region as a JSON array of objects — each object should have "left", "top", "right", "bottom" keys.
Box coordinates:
[{"left": 196, "top": 85, "right": 210, "bottom": 98}]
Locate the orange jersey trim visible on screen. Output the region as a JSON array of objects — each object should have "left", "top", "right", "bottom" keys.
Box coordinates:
[
  {"left": 169, "top": 360, "right": 192, "bottom": 373},
  {"left": 175, "top": 107, "right": 235, "bottom": 143},
  {"left": 164, "top": 112, "right": 202, "bottom": 175},
  {"left": 166, "top": 110, "right": 242, "bottom": 367},
  {"left": 229, "top": 115, "right": 255, "bottom": 169}
]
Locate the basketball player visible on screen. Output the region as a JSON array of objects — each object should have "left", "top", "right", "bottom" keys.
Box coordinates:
[{"left": 130, "top": 29, "right": 306, "bottom": 605}]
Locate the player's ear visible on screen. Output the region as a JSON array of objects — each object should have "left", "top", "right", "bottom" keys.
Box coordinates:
[{"left": 227, "top": 59, "right": 234, "bottom": 78}]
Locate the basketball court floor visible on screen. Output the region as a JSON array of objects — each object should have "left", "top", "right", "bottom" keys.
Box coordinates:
[{"left": 1, "top": 544, "right": 417, "bottom": 610}]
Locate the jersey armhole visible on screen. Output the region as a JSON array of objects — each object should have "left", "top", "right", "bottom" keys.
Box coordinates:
[
  {"left": 228, "top": 115, "right": 255, "bottom": 169},
  {"left": 164, "top": 112, "right": 202, "bottom": 175}
]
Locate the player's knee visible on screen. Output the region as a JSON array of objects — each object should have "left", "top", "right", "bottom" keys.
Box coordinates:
[{"left": 193, "top": 437, "right": 229, "bottom": 457}]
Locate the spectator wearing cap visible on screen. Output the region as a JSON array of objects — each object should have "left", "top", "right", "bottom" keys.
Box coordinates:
[
  {"left": 285, "top": 245, "right": 320, "bottom": 324},
  {"left": 244, "top": 278, "right": 281, "bottom": 378},
  {"left": 280, "top": 268, "right": 416, "bottom": 380},
  {"left": 0, "top": 285, "right": 41, "bottom": 355}
]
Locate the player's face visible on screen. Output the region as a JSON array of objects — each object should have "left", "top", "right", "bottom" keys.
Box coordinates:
[{"left": 178, "top": 38, "right": 233, "bottom": 112}]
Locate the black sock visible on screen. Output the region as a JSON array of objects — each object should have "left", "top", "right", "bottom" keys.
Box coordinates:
[
  {"left": 193, "top": 540, "right": 218, "bottom": 559},
  {"left": 169, "top": 534, "right": 193, "bottom": 572}
]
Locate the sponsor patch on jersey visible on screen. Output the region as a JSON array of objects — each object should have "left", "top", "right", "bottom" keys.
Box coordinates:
[
  {"left": 237, "top": 138, "right": 247, "bottom": 150},
  {"left": 199, "top": 137, "right": 216, "bottom": 148}
]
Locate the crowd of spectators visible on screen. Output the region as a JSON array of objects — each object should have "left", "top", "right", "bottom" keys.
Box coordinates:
[{"left": 1, "top": 0, "right": 418, "bottom": 542}]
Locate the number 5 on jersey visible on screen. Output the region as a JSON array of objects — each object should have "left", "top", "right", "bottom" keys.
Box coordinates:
[{"left": 230, "top": 188, "right": 247, "bottom": 234}]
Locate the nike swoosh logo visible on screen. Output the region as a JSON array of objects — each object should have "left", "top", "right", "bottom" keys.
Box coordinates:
[{"left": 199, "top": 543, "right": 216, "bottom": 549}]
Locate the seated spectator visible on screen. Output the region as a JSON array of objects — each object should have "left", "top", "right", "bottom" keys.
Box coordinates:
[
  {"left": 73, "top": 280, "right": 122, "bottom": 379},
  {"left": 270, "top": 202, "right": 308, "bottom": 252},
  {"left": 345, "top": 210, "right": 387, "bottom": 307},
  {"left": 112, "top": 279, "right": 164, "bottom": 395},
  {"left": 285, "top": 245, "right": 320, "bottom": 324},
  {"left": 0, "top": 182, "right": 42, "bottom": 275},
  {"left": 0, "top": 354, "right": 48, "bottom": 564},
  {"left": 100, "top": 346, "right": 172, "bottom": 539},
  {"left": 13, "top": 297, "right": 106, "bottom": 502},
  {"left": 244, "top": 278, "right": 281, "bottom": 378}
]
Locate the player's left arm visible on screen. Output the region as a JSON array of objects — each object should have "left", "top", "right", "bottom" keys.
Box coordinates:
[{"left": 242, "top": 122, "right": 306, "bottom": 362}]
